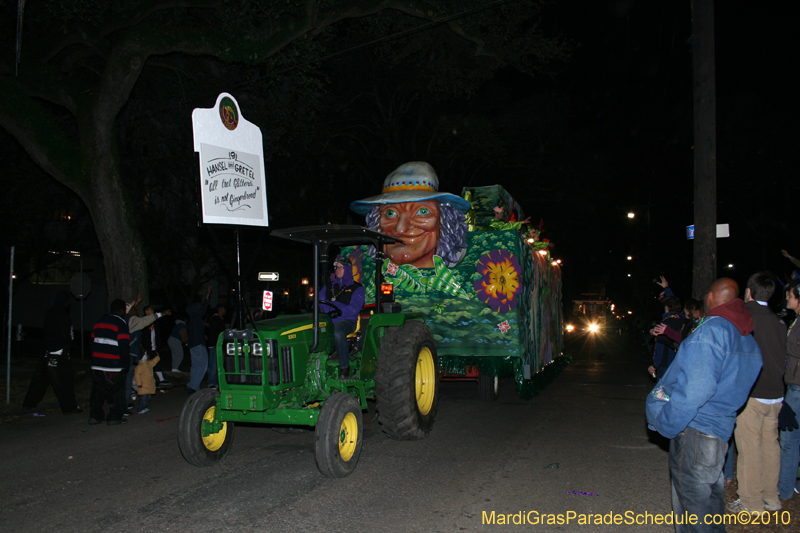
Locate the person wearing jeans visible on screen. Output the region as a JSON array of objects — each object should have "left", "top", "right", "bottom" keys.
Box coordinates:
[
  {"left": 778, "top": 281, "right": 800, "bottom": 500},
  {"left": 778, "top": 385, "right": 800, "bottom": 498},
  {"left": 186, "top": 286, "right": 211, "bottom": 393},
  {"left": 647, "top": 279, "right": 762, "bottom": 530},
  {"left": 670, "top": 427, "right": 727, "bottom": 527},
  {"left": 319, "top": 257, "right": 364, "bottom": 379}
]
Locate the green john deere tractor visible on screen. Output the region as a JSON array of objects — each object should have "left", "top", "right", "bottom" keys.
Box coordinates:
[{"left": 177, "top": 225, "right": 440, "bottom": 477}]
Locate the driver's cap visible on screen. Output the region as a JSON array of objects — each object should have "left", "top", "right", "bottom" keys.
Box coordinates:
[{"left": 333, "top": 256, "right": 351, "bottom": 268}]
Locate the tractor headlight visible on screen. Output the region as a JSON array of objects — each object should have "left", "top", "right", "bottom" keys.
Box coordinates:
[{"left": 565, "top": 324, "right": 575, "bottom": 332}]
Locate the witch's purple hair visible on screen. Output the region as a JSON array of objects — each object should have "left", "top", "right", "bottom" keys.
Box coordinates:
[{"left": 365, "top": 202, "right": 467, "bottom": 265}]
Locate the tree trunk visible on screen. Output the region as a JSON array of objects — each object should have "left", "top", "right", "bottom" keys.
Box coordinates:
[
  {"left": 83, "top": 119, "right": 149, "bottom": 306},
  {"left": 691, "top": 0, "right": 717, "bottom": 299},
  {"left": 87, "top": 170, "right": 149, "bottom": 307}
]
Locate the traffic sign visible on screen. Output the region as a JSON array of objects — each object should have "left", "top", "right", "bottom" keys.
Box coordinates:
[
  {"left": 686, "top": 224, "right": 730, "bottom": 240},
  {"left": 262, "top": 290, "right": 273, "bottom": 311},
  {"left": 258, "top": 272, "right": 279, "bottom": 281},
  {"left": 70, "top": 272, "right": 91, "bottom": 299}
]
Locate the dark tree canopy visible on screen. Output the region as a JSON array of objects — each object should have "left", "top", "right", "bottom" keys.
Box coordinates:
[{"left": 0, "top": 0, "right": 569, "bottom": 306}]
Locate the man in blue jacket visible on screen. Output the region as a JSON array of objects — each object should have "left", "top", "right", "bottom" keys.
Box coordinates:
[{"left": 646, "top": 278, "right": 762, "bottom": 530}]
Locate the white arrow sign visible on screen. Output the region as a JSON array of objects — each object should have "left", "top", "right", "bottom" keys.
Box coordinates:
[{"left": 258, "top": 272, "right": 279, "bottom": 281}]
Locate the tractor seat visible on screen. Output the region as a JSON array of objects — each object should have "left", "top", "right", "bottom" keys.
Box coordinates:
[
  {"left": 346, "top": 307, "right": 375, "bottom": 338},
  {"left": 346, "top": 308, "right": 374, "bottom": 353},
  {"left": 346, "top": 314, "right": 362, "bottom": 339}
]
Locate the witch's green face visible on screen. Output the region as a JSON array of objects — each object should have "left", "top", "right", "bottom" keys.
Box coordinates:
[{"left": 379, "top": 201, "right": 440, "bottom": 268}]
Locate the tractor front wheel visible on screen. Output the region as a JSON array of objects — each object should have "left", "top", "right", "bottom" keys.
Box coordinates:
[
  {"left": 375, "top": 320, "right": 439, "bottom": 440},
  {"left": 315, "top": 392, "right": 363, "bottom": 478},
  {"left": 178, "top": 388, "right": 234, "bottom": 466}
]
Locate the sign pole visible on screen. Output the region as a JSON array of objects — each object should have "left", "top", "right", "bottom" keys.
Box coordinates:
[
  {"left": 6, "top": 246, "right": 14, "bottom": 405},
  {"left": 236, "top": 228, "right": 243, "bottom": 330},
  {"left": 80, "top": 255, "right": 84, "bottom": 360}
]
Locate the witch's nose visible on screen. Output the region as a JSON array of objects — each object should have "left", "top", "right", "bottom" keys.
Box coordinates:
[{"left": 395, "top": 213, "right": 411, "bottom": 234}]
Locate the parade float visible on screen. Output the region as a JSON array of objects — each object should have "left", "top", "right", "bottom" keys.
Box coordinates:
[{"left": 345, "top": 162, "right": 566, "bottom": 400}]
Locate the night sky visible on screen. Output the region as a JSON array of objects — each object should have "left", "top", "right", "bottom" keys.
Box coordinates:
[
  {"left": 0, "top": 0, "right": 794, "bottom": 318},
  {"left": 533, "top": 0, "right": 794, "bottom": 310}
]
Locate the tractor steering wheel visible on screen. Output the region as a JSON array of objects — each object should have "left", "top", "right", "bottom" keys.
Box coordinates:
[{"left": 318, "top": 299, "right": 342, "bottom": 319}]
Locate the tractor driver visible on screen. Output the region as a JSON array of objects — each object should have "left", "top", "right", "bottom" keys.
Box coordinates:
[{"left": 319, "top": 256, "right": 364, "bottom": 379}]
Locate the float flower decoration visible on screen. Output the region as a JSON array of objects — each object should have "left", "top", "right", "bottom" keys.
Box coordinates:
[
  {"left": 474, "top": 249, "right": 521, "bottom": 313},
  {"left": 382, "top": 257, "right": 469, "bottom": 299}
]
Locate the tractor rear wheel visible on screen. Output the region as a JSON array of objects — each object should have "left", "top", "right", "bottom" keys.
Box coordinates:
[
  {"left": 375, "top": 320, "right": 439, "bottom": 440},
  {"left": 315, "top": 392, "right": 363, "bottom": 478},
  {"left": 178, "top": 388, "right": 234, "bottom": 466}
]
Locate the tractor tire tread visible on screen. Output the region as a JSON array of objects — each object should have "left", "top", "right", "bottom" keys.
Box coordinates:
[{"left": 375, "top": 320, "right": 439, "bottom": 441}]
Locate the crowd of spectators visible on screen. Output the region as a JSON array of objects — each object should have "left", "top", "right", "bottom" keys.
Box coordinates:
[{"left": 645, "top": 250, "right": 800, "bottom": 525}]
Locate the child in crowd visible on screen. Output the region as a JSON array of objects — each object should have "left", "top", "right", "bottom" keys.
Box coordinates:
[{"left": 134, "top": 353, "right": 160, "bottom": 414}]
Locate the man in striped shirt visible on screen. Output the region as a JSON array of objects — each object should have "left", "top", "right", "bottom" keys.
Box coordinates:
[{"left": 88, "top": 299, "right": 131, "bottom": 425}]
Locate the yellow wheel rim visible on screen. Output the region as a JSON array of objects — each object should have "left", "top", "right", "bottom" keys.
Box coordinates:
[
  {"left": 338, "top": 412, "right": 358, "bottom": 461},
  {"left": 202, "top": 405, "right": 228, "bottom": 452},
  {"left": 415, "top": 346, "right": 435, "bottom": 415}
]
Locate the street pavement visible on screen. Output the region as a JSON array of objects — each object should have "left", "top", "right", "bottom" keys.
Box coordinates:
[{"left": 1, "top": 332, "right": 793, "bottom": 532}]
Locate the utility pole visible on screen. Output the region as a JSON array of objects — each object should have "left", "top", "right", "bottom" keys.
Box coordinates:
[{"left": 691, "top": 0, "right": 717, "bottom": 298}]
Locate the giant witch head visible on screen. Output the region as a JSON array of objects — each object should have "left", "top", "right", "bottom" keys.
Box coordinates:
[{"left": 350, "top": 162, "right": 470, "bottom": 268}]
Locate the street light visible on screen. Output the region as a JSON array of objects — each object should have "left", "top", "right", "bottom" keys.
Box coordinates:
[
  {"left": 627, "top": 255, "right": 632, "bottom": 261},
  {"left": 627, "top": 212, "right": 635, "bottom": 219}
]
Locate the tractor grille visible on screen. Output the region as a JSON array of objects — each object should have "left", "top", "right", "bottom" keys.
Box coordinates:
[
  {"left": 267, "top": 343, "right": 279, "bottom": 386},
  {"left": 222, "top": 330, "right": 278, "bottom": 386},
  {"left": 281, "top": 346, "right": 293, "bottom": 383}
]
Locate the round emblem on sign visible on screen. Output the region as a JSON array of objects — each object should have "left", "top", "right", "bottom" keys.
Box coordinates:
[{"left": 219, "top": 96, "right": 239, "bottom": 131}]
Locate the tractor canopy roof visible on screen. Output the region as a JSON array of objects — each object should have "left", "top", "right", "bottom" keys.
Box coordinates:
[{"left": 271, "top": 225, "right": 402, "bottom": 250}]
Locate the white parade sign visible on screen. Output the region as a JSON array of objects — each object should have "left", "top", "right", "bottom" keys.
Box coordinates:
[
  {"left": 192, "top": 93, "right": 269, "bottom": 227},
  {"left": 262, "top": 290, "right": 274, "bottom": 311}
]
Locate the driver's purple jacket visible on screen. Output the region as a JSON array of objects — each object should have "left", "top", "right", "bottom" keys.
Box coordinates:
[{"left": 319, "top": 265, "right": 365, "bottom": 324}]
